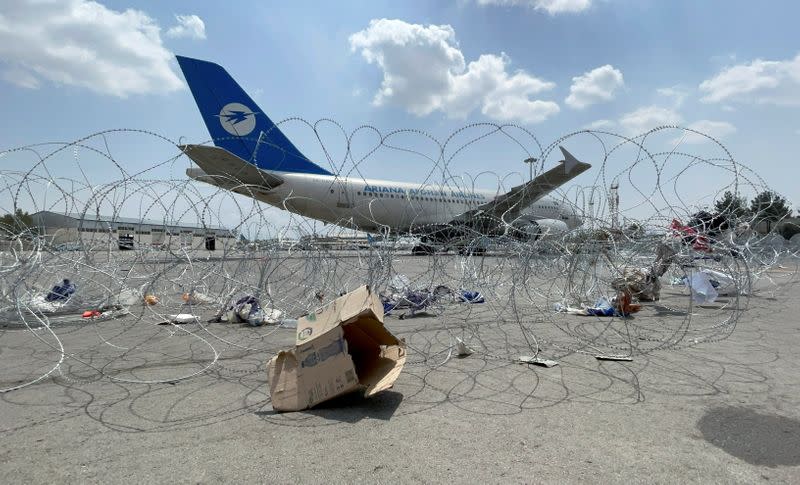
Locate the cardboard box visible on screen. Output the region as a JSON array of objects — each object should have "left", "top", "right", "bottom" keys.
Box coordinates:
[{"left": 267, "top": 285, "right": 406, "bottom": 412}]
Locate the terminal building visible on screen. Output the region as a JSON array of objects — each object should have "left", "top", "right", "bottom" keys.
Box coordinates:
[{"left": 31, "top": 211, "right": 237, "bottom": 251}]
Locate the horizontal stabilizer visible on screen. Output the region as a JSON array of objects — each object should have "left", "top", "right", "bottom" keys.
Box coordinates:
[{"left": 180, "top": 144, "right": 284, "bottom": 189}]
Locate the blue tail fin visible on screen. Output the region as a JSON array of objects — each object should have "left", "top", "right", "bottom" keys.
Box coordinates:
[{"left": 176, "top": 55, "right": 332, "bottom": 176}]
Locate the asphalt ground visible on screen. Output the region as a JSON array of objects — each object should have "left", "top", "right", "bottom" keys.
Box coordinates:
[{"left": 1, "top": 254, "right": 799, "bottom": 483}]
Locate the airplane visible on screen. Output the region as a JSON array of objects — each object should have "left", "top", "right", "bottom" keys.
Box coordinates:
[{"left": 175, "top": 55, "right": 592, "bottom": 255}]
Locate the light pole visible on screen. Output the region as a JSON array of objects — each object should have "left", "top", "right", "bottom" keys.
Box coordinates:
[{"left": 524, "top": 157, "right": 537, "bottom": 182}]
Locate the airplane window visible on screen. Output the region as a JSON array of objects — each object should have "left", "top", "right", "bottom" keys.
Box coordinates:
[{"left": 390, "top": 194, "right": 394, "bottom": 198}]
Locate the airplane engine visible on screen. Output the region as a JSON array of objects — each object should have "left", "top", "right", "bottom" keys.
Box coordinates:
[{"left": 512, "top": 218, "right": 569, "bottom": 241}]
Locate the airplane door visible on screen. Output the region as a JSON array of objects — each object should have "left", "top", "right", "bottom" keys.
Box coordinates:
[{"left": 335, "top": 181, "right": 353, "bottom": 209}]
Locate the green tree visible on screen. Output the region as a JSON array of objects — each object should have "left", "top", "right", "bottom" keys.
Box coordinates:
[
  {"left": 0, "top": 209, "right": 35, "bottom": 238},
  {"left": 714, "top": 190, "right": 749, "bottom": 221},
  {"left": 750, "top": 191, "right": 792, "bottom": 223}
]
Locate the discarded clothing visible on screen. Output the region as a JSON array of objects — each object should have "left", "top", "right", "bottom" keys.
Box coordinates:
[
  {"left": 229, "top": 295, "right": 260, "bottom": 323},
  {"left": 613, "top": 291, "right": 642, "bottom": 316},
  {"left": 555, "top": 296, "right": 637, "bottom": 317},
  {"left": 382, "top": 275, "right": 485, "bottom": 318},
  {"left": 585, "top": 297, "right": 615, "bottom": 316},
  {"left": 213, "top": 295, "right": 284, "bottom": 326},
  {"left": 670, "top": 219, "right": 710, "bottom": 252},
  {"left": 246, "top": 308, "right": 283, "bottom": 327},
  {"left": 458, "top": 291, "right": 485, "bottom": 304},
  {"left": 45, "top": 279, "right": 76, "bottom": 302}
]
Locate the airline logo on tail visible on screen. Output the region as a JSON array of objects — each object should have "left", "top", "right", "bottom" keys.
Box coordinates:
[{"left": 216, "top": 102, "right": 258, "bottom": 136}]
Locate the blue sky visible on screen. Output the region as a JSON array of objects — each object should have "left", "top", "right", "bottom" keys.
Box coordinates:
[{"left": 1, "top": 0, "right": 798, "bottom": 228}]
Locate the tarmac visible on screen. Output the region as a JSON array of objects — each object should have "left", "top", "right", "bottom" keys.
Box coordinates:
[{"left": 1, "top": 254, "right": 799, "bottom": 484}]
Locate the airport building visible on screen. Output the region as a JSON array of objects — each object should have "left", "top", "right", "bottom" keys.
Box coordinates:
[{"left": 30, "top": 211, "right": 237, "bottom": 251}]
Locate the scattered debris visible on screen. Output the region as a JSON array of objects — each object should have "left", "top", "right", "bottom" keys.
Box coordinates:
[
  {"left": 455, "top": 337, "right": 473, "bottom": 357},
  {"left": 687, "top": 271, "right": 719, "bottom": 304},
  {"left": 595, "top": 355, "right": 633, "bottom": 361},
  {"left": 611, "top": 243, "right": 677, "bottom": 301},
  {"left": 164, "top": 314, "right": 199, "bottom": 324},
  {"left": 518, "top": 356, "right": 559, "bottom": 367},
  {"left": 182, "top": 291, "right": 215, "bottom": 305}
]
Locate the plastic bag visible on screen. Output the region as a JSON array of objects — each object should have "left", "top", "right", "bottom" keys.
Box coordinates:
[{"left": 688, "top": 271, "right": 718, "bottom": 304}]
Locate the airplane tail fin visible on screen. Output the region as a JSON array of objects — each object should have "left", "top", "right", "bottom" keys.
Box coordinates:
[{"left": 175, "top": 55, "right": 332, "bottom": 175}]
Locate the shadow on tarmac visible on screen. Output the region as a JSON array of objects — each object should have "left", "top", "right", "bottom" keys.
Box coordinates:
[
  {"left": 697, "top": 406, "right": 800, "bottom": 467},
  {"left": 256, "top": 390, "right": 403, "bottom": 423}
]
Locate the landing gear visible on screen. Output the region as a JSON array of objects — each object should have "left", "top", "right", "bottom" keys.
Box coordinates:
[
  {"left": 411, "top": 243, "right": 436, "bottom": 255},
  {"left": 457, "top": 246, "right": 486, "bottom": 256}
]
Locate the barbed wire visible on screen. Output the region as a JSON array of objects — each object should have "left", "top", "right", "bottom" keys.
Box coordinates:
[{"left": 0, "top": 122, "right": 798, "bottom": 396}]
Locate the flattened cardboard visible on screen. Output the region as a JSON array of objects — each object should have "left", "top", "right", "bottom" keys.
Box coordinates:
[{"left": 268, "top": 285, "right": 406, "bottom": 412}]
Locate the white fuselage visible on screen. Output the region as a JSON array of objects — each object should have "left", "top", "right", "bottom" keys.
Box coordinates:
[{"left": 217, "top": 171, "right": 581, "bottom": 234}]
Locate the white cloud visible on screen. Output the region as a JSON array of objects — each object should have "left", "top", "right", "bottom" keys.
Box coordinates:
[
  {"left": 166, "top": 14, "right": 206, "bottom": 40},
  {"left": 619, "top": 106, "right": 683, "bottom": 135},
  {"left": 699, "top": 53, "right": 800, "bottom": 106},
  {"left": 565, "top": 64, "right": 624, "bottom": 109},
  {"left": 674, "top": 120, "right": 737, "bottom": 145},
  {"left": 349, "top": 19, "right": 559, "bottom": 123},
  {"left": 656, "top": 86, "right": 688, "bottom": 108},
  {"left": 0, "top": 66, "right": 39, "bottom": 89},
  {"left": 476, "top": 0, "right": 592, "bottom": 15},
  {"left": 0, "top": 0, "right": 183, "bottom": 97},
  {"left": 584, "top": 119, "right": 616, "bottom": 130}
]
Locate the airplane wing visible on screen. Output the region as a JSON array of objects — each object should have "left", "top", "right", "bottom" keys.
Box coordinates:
[
  {"left": 180, "top": 144, "right": 284, "bottom": 189},
  {"left": 450, "top": 146, "right": 590, "bottom": 226}
]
